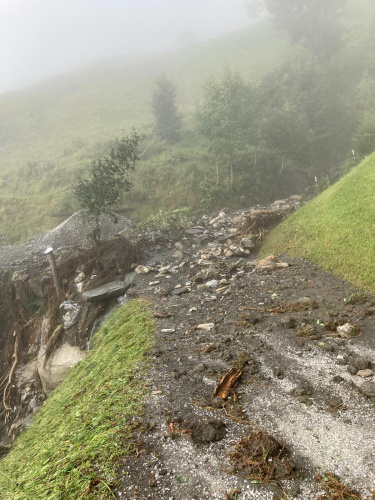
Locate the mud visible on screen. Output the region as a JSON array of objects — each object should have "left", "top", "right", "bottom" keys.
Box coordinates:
[{"left": 116, "top": 229, "right": 375, "bottom": 499}]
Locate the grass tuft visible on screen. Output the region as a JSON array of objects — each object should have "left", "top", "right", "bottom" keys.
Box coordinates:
[{"left": 0, "top": 299, "right": 154, "bottom": 499}]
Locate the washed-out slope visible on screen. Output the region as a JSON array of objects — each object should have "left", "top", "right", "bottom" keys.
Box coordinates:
[
  {"left": 260, "top": 152, "right": 375, "bottom": 292},
  {"left": 0, "top": 300, "right": 154, "bottom": 499}
]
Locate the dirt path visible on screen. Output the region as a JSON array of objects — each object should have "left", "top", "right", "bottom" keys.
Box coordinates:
[{"left": 116, "top": 224, "right": 375, "bottom": 499}]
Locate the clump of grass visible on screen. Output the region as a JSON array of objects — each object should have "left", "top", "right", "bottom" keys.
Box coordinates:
[
  {"left": 317, "top": 472, "right": 362, "bottom": 500},
  {"left": 0, "top": 299, "right": 154, "bottom": 499},
  {"left": 260, "top": 152, "right": 375, "bottom": 293}
]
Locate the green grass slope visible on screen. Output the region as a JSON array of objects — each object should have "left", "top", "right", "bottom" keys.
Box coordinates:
[
  {"left": 260, "top": 153, "right": 375, "bottom": 292},
  {"left": 0, "top": 300, "right": 154, "bottom": 499}
]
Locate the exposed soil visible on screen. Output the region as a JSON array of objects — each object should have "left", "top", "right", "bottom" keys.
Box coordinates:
[
  {"left": 114, "top": 215, "right": 375, "bottom": 499},
  {"left": 1, "top": 199, "right": 375, "bottom": 499}
]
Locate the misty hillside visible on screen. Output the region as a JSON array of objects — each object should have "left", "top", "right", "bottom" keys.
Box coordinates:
[
  {"left": 1, "top": 0, "right": 375, "bottom": 243},
  {"left": 0, "top": 20, "right": 289, "bottom": 242}
]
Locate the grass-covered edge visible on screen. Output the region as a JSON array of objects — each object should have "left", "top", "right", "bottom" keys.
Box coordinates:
[
  {"left": 260, "top": 152, "right": 375, "bottom": 293},
  {"left": 0, "top": 299, "right": 155, "bottom": 499}
]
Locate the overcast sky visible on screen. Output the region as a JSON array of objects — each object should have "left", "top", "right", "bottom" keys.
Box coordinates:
[{"left": 0, "top": 0, "right": 250, "bottom": 95}]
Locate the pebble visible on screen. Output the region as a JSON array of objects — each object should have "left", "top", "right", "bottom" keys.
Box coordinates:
[
  {"left": 359, "top": 381, "right": 375, "bottom": 398},
  {"left": 196, "top": 323, "right": 215, "bottom": 331},
  {"left": 356, "top": 369, "right": 374, "bottom": 378}
]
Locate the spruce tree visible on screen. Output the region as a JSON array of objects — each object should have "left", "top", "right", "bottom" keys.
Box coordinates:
[{"left": 152, "top": 74, "right": 181, "bottom": 143}]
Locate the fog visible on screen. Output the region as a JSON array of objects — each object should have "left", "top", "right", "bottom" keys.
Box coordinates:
[{"left": 0, "top": 0, "right": 249, "bottom": 94}]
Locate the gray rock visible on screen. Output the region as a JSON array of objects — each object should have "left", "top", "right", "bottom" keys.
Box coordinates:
[
  {"left": 22, "top": 413, "right": 35, "bottom": 430},
  {"left": 240, "top": 237, "right": 255, "bottom": 250},
  {"left": 171, "top": 286, "right": 190, "bottom": 296},
  {"left": 28, "top": 278, "right": 47, "bottom": 299},
  {"left": 38, "top": 343, "right": 87, "bottom": 395},
  {"left": 185, "top": 228, "right": 203, "bottom": 235},
  {"left": 81, "top": 274, "right": 135, "bottom": 302},
  {"left": 60, "top": 300, "right": 81, "bottom": 329},
  {"left": 359, "top": 381, "right": 375, "bottom": 398}
]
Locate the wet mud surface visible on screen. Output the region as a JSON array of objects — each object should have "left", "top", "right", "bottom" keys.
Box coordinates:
[{"left": 115, "top": 224, "right": 375, "bottom": 499}]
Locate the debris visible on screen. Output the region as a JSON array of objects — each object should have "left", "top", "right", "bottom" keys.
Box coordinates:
[
  {"left": 213, "top": 367, "right": 243, "bottom": 399},
  {"left": 316, "top": 472, "right": 361, "bottom": 500},
  {"left": 229, "top": 427, "right": 295, "bottom": 481}
]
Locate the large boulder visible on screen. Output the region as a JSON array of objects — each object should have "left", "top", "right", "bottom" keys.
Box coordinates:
[{"left": 38, "top": 343, "right": 86, "bottom": 395}]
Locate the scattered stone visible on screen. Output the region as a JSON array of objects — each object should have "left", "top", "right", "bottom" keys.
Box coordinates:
[
  {"left": 185, "top": 228, "right": 203, "bottom": 235},
  {"left": 337, "top": 323, "right": 356, "bottom": 338},
  {"left": 196, "top": 323, "right": 215, "bottom": 331},
  {"left": 240, "top": 237, "right": 255, "bottom": 250},
  {"left": 328, "top": 396, "right": 343, "bottom": 407},
  {"left": 356, "top": 369, "right": 374, "bottom": 378},
  {"left": 353, "top": 357, "right": 371, "bottom": 371},
  {"left": 135, "top": 265, "right": 150, "bottom": 274},
  {"left": 172, "top": 251, "right": 184, "bottom": 261},
  {"left": 205, "top": 280, "right": 219, "bottom": 289},
  {"left": 255, "top": 255, "right": 289, "bottom": 272},
  {"left": 170, "top": 286, "right": 190, "bottom": 296},
  {"left": 359, "top": 381, "right": 375, "bottom": 398}
]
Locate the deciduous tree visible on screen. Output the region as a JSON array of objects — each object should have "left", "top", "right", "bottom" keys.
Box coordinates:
[{"left": 73, "top": 129, "right": 143, "bottom": 243}]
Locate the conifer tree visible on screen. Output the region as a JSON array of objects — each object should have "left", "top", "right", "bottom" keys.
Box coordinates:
[{"left": 152, "top": 74, "right": 181, "bottom": 143}]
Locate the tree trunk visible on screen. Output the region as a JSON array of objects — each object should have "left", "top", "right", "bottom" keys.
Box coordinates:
[{"left": 216, "top": 158, "right": 219, "bottom": 185}]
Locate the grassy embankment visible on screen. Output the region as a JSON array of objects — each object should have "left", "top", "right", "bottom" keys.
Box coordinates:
[
  {"left": 260, "top": 153, "right": 375, "bottom": 292},
  {"left": 0, "top": 299, "right": 154, "bottom": 499}
]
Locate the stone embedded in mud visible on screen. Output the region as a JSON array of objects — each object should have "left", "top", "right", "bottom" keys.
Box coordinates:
[
  {"left": 190, "top": 419, "right": 226, "bottom": 444},
  {"left": 240, "top": 237, "right": 255, "bottom": 250},
  {"left": 336, "top": 323, "right": 356, "bottom": 338},
  {"left": 172, "top": 251, "right": 184, "bottom": 261},
  {"left": 359, "top": 381, "right": 375, "bottom": 398},
  {"left": 255, "top": 255, "right": 289, "bottom": 272},
  {"left": 196, "top": 323, "right": 215, "bottom": 331},
  {"left": 356, "top": 369, "right": 374, "bottom": 378},
  {"left": 171, "top": 286, "right": 189, "bottom": 296},
  {"left": 185, "top": 228, "right": 203, "bottom": 235},
  {"left": 353, "top": 357, "right": 371, "bottom": 371},
  {"left": 135, "top": 265, "right": 150, "bottom": 274}
]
